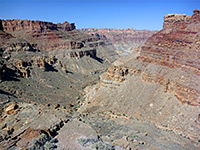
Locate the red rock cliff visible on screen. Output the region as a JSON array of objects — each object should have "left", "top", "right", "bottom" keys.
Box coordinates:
[
  {"left": 84, "top": 9, "right": 200, "bottom": 141},
  {"left": 1, "top": 19, "right": 75, "bottom": 32},
  {"left": 141, "top": 9, "right": 200, "bottom": 71},
  {"left": 0, "top": 19, "right": 103, "bottom": 54},
  {"left": 138, "top": 9, "right": 200, "bottom": 106}
]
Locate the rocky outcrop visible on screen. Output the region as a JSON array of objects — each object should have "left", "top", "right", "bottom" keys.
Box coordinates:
[
  {"left": 191, "top": 9, "right": 200, "bottom": 23},
  {"left": 1, "top": 10, "right": 200, "bottom": 150},
  {"left": 100, "top": 65, "right": 129, "bottom": 82},
  {"left": 3, "top": 41, "right": 36, "bottom": 52},
  {"left": 163, "top": 9, "right": 200, "bottom": 29},
  {"left": 67, "top": 49, "right": 96, "bottom": 58},
  {"left": 163, "top": 14, "right": 191, "bottom": 29},
  {"left": 12, "top": 55, "right": 57, "bottom": 78},
  {"left": 57, "top": 21, "right": 75, "bottom": 31},
  {"left": 4, "top": 103, "right": 18, "bottom": 114},
  {"left": 0, "top": 20, "right": 3, "bottom": 31}
]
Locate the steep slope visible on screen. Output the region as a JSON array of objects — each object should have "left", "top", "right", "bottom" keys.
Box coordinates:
[
  {"left": 82, "top": 9, "right": 200, "bottom": 144},
  {"left": 81, "top": 28, "right": 156, "bottom": 56}
]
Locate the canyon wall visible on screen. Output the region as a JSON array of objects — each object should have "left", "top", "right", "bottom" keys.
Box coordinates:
[
  {"left": 80, "top": 28, "right": 156, "bottom": 56},
  {"left": 1, "top": 19, "right": 75, "bottom": 32},
  {"left": 139, "top": 9, "right": 200, "bottom": 106},
  {"left": 0, "top": 19, "right": 98, "bottom": 52},
  {"left": 0, "top": 19, "right": 119, "bottom": 75},
  {"left": 83, "top": 9, "right": 200, "bottom": 142}
]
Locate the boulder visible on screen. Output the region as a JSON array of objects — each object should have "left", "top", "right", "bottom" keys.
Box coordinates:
[{"left": 4, "top": 103, "right": 18, "bottom": 115}]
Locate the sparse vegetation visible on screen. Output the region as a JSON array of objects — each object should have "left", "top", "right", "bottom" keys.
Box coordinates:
[{"left": 77, "top": 137, "right": 114, "bottom": 150}]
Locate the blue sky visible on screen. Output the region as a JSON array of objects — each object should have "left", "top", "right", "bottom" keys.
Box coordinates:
[{"left": 0, "top": 0, "right": 199, "bottom": 30}]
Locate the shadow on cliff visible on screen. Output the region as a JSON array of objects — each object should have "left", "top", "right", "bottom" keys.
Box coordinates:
[
  {"left": 44, "top": 62, "right": 58, "bottom": 72},
  {"left": 92, "top": 56, "right": 104, "bottom": 64},
  {"left": 4, "top": 68, "right": 20, "bottom": 82},
  {"left": 0, "top": 89, "right": 16, "bottom": 97}
]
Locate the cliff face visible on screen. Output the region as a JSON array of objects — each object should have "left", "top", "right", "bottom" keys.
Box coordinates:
[
  {"left": 163, "top": 9, "right": 200, "bottom": 29},
  {"left": 163, "top": 14, "right": 191, "bottom": 29},
  {"left": 83, "top": 9, "right": 200, "bottom": 142},
  {"left": 1, "top": 19, "right": 75, "bottom": 32},
  {"left": 0, "top": 19, "right": 119, "bottom": 76},
  {"left": 143, "top": 9, "right": 200, "bottom": 70},
  {"left": 138, "top": 10, "right": 200, "bottom": 107},
  {"left": 80, "top": 28, "right": 156, "bottom": 56},
  {"left": 0, "top": 19, "right": 99, "bottom": 52}
]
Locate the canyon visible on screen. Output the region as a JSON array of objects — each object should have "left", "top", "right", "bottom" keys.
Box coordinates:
[
  {"left": 82, "top": 8, "right": 200, "bottom": 144},
  {"left": 0, "top": 9, "right": 200, "bottom": 150},
  {"left": 81, "top": 28, "right": 156, "bottom": 56}
]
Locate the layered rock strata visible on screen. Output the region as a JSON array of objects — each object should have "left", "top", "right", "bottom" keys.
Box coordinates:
[
  {"left": 0, "top": 19, "right": 100, "bottom": 52},
  {"left": 1, "top": 19, "right": 75, "bottom": 32},
  {"left": 83, "top": 9, "right": 200, "bottom": 142},
  {"left": 139, "top": 9, "right": 200, "bottom": 106},
  {"left": 81, "top": 28, "right": 156, "bottom": 56},
  {"left": 0, "top": 19, "right": 119, "bottom": 77}
]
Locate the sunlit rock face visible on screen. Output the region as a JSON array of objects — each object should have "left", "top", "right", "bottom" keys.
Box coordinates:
[{"left": 83, "top": 9, "right": 200, "bottom": 141}]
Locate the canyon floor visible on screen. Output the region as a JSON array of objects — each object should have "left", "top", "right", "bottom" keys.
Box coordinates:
[{"left": 0, "top": 97, "right": 198, "bottom": 150}]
